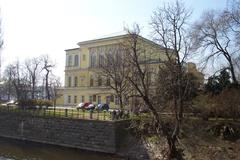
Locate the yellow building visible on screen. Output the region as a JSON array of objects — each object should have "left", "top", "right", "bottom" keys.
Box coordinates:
[
  {"left": 56, "top": 32, "right": 166, "bottom": 107},
  {"left": 56, "top": 32, "right": 204, "bottom": 108}
]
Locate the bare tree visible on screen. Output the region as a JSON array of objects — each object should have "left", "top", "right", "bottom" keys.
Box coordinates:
[
  {"left": 99, "top": 45, "right": 130, "bottom": 109},
  {"left": 25, "top": 57, "right": 41, "bottom": 99},
  {"left": 150, "top": 1, "right": 192, "bottom": 159},
  {"left": 4, "top": 61, "right": 28, "bottom": 100},
  {"left": 123, "top": 1, "right": 192, "bottom": 159},
  {"left": 3, "top": 65, "right": 14, "bottom": 100},
  {"left": 49, "top": 76, "right": 61, "bottom": 107},
  {"left": 226, "top": 0, "right": 240, "bottom": 46},
  {"left": 150, "top": 1, "right": 192, "bottom": 158},
  {"left": 191, "top": 9, "right": 239, "bottom": 84},
  {"left": 2, "top": 55, "right": 58, "bottom": 101},
  {"left": 10, "top": 62, "right": 22, "bottom": 100},
  {"left": 41, "top": 55, "right": 55, "bottom": 100},
  {"left": 124, "top": 25, "right": 159, "bottom": 111}
]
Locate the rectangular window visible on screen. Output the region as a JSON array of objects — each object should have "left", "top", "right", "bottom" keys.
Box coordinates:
[
  {"left": 74, "top": 95, "right": 77, "bottom": 104},
  {"left": 110, "top": 95, "right": 114, "bottom": 102},
  {"left": 68, "top": 95, "right": 71, "bottom": 103},
  {"left": 74, "top": 76, "right": 78, "bottom": 87},
  {"left": 89, "top": 95, "right": 93, "bottom": 103},
  {"left": 106, "top": 96, "right": 110, "bottom": 104},
  {"left": 115, "top": 96, "right": 119, "bottom": 105},
  {"left": 90, "top": 78, "right": 94, "bottom": 87},
  {"left": 81, "top": 96, "right": 85, "bottom": 103},
  {"left": 97, "top": 96, "right": 101, "bottom": 104},
  {"left": 93, "top": 95, "right": 96, "bottom": 102}
]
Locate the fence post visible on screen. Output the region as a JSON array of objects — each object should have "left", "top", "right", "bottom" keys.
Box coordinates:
[
  {"left": 65, "top": 109, "right": 68, "bottom": 117},
  {"left": 90, "top": 110, "right": 93, "bottom": 119},
  {"left": 83, "top": 109, "right": 85, "bottom": 119},
  {"left": 77, "top": 109, "right": 79, "bottom": 118},
  {"left": 53, "top": 107, "right": 56, "bottom": 117},
  {"left": 97, "top": 110, "right": 99, "bottom": 120},
  {"left": 103, "top": 110, "right": 106, "bottom": 120},
  {"left": 43, "top": 108, "right": 46, "bottom": 117}
]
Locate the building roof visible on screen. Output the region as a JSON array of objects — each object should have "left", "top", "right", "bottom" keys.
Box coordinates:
[
  {"left": 92, "top": 31, "right": 128, "bottom": 40},
  {"left": 77, "top": 31, "right": 128, "bottom": 46},
  {"left": 65, "top": 47, "right": 79, "bottom": 51},
  {"left": 77, "top": 31, "right": 164, "bottom": 49}
]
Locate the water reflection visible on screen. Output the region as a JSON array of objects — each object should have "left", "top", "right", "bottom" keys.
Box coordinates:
[{"left": 0, "top": 137, "right": 121, "bottom": 160}]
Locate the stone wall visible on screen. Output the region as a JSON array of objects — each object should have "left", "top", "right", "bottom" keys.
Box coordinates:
[{"left": 0, "top": 111, "right": 130, "bottom": 154}]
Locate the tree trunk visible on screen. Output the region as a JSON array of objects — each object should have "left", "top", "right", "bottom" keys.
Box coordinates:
[
  {"left": 229, "top": 61, "right": 238, "bottom": 85},
  {"left": 45, "top": 71, "right": 50, "bottom": 100},
  {"left": 32, "top": 82, "right": 35, "bottom": 99},
  {"left": 167, "top": 135, "right": 182, "bottom": 160},
  {"left": 119, "top": 94, "right": 124, "bottom": 110},
  {"left": 31, "top": 74, "right": 36, "bottom": 99},
  {"left": 7, "top": 82, "right": 11, "bottom": 101}
]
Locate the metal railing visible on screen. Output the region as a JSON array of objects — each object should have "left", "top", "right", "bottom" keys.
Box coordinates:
[{"left": 0, "top": 105, "right": 122, "bottom": 121}]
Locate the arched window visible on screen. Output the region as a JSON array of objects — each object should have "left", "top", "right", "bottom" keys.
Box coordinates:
[
  {"left": 99, "top": 54, "right": 104, "bottom": 66},
  {"left": 68, "top": 76, "right": 72, "bottom": 87},
  {"left": 68, "top": 55, "right": 72, "bottom": 66},
  {"left": 74, "top": 55, "right": 79, "bottom": 66},
  {"left": 90, "top": 76, "right": 94, "bottom": 87},
  {"left": 98, "top": 76, "right": 102, "bottom": 86},
  {"left": 106, "top": 77, "right": 111, "bottom": 86},
  {"left": 90, "top": 53, "right": 96, "bottom": 67}
]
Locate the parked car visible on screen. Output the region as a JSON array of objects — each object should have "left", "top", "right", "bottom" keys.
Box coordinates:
[
  {"left": 1, "top": 100, "right": 18, "bottom": 107},
  {"left": 85, "top": 104, "right": 95, "bottom": 110},
  {"left": 76, "top": 102, "right": 89, "bottom": 109},
  {"left": 76, "top": 102, "right": 84, "bottom": 109},
  {"left": 97, "top": 103, "right": 109, "bottom": 111}
]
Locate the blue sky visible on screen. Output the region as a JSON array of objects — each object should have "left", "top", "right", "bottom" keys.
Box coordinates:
[{"left": 0, "top": 0, "right": 227, "bottom": 82}]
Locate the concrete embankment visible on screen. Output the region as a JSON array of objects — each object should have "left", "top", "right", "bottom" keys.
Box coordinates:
[{"left": 0, "top": 111, "right": 129, "bottom": 154}]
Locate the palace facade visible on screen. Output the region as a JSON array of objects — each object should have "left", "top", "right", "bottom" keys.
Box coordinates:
[{"left": 56, "top": 32, "right": 204, "bottom": 108}]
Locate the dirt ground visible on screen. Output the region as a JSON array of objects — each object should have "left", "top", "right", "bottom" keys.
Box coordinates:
[
  {"left": 146, "top": 119, "right": 240, "bottom": 160},
  {"left": 181, "top": 119, "right": 240, "bottom": 160}
]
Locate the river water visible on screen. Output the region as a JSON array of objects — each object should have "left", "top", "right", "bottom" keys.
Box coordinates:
[{"left": 0, "top": 137, "right": 121, "bottom": 160}]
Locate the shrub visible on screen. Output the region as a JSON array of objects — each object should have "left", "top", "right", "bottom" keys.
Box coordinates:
[
  {"left": 194, "top": 88, "right": 240, "bottom": 120},
  {"left": 207, "top": 122, "right": 240, "bottom": 141},
  {"left": 18, "top": 99, "right": 53, "bottom": 108}
]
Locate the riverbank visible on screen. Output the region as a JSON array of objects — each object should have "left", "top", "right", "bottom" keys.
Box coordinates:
[
  {"left": 1, "top": 108, "right": 240, "bottom": 160},
  {"left": 123, "top": 119, "right": 240, "bottom": 160}
]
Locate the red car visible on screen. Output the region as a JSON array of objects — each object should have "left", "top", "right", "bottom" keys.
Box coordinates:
[{"left": 76, "top": 102, "right": 91, "bottom": 109}]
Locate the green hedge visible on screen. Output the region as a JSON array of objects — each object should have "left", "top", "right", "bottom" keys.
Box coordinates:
[{"left": 18, "top": 99, "right": 53, "bottom": 107}]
